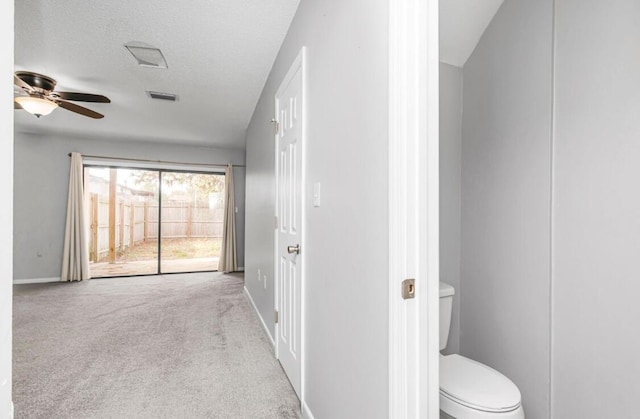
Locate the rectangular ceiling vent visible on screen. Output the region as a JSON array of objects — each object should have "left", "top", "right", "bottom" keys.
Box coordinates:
[
  {"left": 124, "top": 43, "right": 168, "bottom": 69},
  {"left": 146, "top": 91, "right": 178, "bottom": 102}
]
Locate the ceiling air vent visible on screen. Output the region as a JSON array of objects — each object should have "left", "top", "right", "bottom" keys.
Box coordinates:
[
  {"left": 146, "top": 91, "right": 178, "bottom": 102},
  {"left": 124, "top": 42, "right": 168, "bottom": 69}
]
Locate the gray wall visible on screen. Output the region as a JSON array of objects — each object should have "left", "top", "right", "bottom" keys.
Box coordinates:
[
  {"left": 552, "top": 1, "right": 640, "bottom": 417},
  {"left": 458, "top": 1, "right": 640, "bottom": 418},
  {"left": 13, "top": 132, "right": 245, "bottom": 280},
  {"left": 460, "top": 1, "right": 553, "bottom": 418},
  {"left": 439, "top": 62, "right": 462, "bottom": 355},
  {"left": 244, "top": 0, "right": 389, "bottom": 417}
]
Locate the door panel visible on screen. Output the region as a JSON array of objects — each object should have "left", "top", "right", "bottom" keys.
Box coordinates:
[{"left": 276, "top": 60, "right": 303, "bottom": 397}]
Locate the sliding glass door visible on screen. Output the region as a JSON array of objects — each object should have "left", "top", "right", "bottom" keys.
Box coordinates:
[
  {"left": 160, "top": 171, "right": 225, "bottom": 273},
  {"left": 85, "top": 167, "right": 160, "bottom": 277},
  {"left": 85, "top": 166, "right": 225, "bottom": 278}
]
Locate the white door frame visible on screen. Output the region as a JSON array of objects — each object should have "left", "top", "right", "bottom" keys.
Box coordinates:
[
  {"left": 274, "top": 47, "right": 307, "bottom": 406},
  {"left": 388, "top": 0, "right": 439, "bottom": 418},
  {"left": 0, "top": 0, "right": 13, "bottom": 417}
]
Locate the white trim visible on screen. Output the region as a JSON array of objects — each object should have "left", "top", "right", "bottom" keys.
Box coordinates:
[
  {"left": 302, "top": 400, "right": 315, "bottom": 419},
  {"left": 236, "top": 267, "right": 245, "bottom": 272},
  {"left": 13, "top": 277, "right": 60, "bottom": 285},
  {"left": 300, "top": 47, "right": 307, "bottom": 414},
  {"left": 1, "top": 2, "right": 13, "bottom": 418},
  {"left": 274, "top": 47, "right": 307, "bottom": 407},
  {"left": 389, "top": 0, "right": 439, "bottom": 418},
  {"left": 243, "top": 286, "right": 275, "bottom": 348},
  {"left": 9, "top": 401, "right": 13, "bottom": 419},
  {"left": 422, "top": 0, "right": 440, "bottom": 414},
  {"left": 549, "top": 2, "right": 557, "bottom": 417},
  {"left": 422, "top": 0, "right": 440, "bottom": 417},
  {"left": 273, "top": 64, "right": 280, "bottom": 362}
]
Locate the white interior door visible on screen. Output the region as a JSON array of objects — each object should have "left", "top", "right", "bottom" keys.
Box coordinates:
[{"left": 275, "top": 51, "right": 304, "bottom": 398}]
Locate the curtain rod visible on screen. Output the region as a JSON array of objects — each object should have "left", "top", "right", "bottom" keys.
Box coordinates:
[{"left": 68, "top": 153, "right": 246, "bottom": 168}]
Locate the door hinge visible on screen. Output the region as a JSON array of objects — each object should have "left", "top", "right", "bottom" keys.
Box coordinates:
[
  {"left": 275, "top": 310, "right": 279, "bottom": 324},
  {"left": 402, "top": 278, "right": 416, "bottom": 300},
  {"left": 271, "top": 118, "right": 280, "bottom": 135}
]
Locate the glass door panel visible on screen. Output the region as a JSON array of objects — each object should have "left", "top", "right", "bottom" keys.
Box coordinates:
[
  {"left": 160, "top": 172, "right": 225, "bottom": 273},
  {"left": 85, "top": 167, "right": 159, "bottom": 277}
]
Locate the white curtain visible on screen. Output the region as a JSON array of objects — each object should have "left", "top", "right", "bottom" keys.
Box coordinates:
[
  {"left": 218, "top": 164, "right": 237, "bottom": 273},
  {"left": 61, "top": 152, "right": 90, "bottom": 281}
]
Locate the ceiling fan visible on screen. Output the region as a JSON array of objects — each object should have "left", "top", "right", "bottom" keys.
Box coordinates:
[{"left": 14, "top": 71, "right": 110, "bottom": 119}]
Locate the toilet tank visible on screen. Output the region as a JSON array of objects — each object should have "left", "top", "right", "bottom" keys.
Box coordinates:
[{"left": 439, "top": 282, "right": 455, "bottom": 351}]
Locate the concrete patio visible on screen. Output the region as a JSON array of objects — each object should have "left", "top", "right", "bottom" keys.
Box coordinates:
[{"left": 89, "top": 257, "right": 220, "bottom": 277}]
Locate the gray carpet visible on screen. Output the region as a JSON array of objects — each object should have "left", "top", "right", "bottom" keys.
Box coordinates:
[{"left": 13, "top": 272, "right": 301, "bottom": 419}]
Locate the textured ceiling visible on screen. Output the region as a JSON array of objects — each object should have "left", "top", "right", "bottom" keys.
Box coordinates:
[
  {"left": 440, "top": 0, "right": 504, "bottom": 67},
  {"left": 14, "top": 0, "right": 301, "bottom": 148}
]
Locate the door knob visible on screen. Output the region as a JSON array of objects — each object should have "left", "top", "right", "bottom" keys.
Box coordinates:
[{"left": 287, "top": 244, "right": 300, "bottom": 254}]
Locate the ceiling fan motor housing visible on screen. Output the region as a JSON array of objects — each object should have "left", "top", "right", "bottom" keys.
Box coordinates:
[{"left": 15, "top": 71, "right": 57, "bottom": 92}]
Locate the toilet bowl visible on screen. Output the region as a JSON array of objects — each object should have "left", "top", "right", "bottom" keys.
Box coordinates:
[
  {"left": 440, "top": 283, "right": 524, "bottom": 419},
  {"left": 440, "top": 354, "right": 524, "bottom": 419}
]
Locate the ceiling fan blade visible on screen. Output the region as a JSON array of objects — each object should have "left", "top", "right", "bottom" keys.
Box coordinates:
[
  {"left": 53, "top": 91, "right": 111, "bottom": 103},
  {"left": 57, "top": 100, "right": 104, "bottom": 119},
  {"left": 14, "top": 75, "right": 33, "bottom": 92}
]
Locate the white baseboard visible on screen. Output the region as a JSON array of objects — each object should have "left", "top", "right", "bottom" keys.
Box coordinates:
[
  {"left": 237, "top": 267, "right": 245, "bottom": 272},
  {"left": 243, "top": 286, "right": 275, "bottom": 349},
  {"left": 13, "top": 277, "right": 59, "bottom": 285},
  {"left": 302, "top": 401, "right": 315, "bottom": 419}
]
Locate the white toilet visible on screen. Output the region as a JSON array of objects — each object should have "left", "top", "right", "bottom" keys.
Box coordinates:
[{"left": 440, "top": 282, "right": 525, "bottom": 419}]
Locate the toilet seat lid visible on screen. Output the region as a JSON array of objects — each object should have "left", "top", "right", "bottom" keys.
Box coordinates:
[{"left": 440, "top": 354, "right": 521, "bottom": 413}]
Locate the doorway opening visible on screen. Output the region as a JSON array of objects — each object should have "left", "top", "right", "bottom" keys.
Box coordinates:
[{"left": 84, "top": 165, "right": 225, "bottom": 278}]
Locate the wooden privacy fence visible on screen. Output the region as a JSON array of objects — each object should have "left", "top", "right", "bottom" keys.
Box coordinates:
[{"left": 89, "top": 193, "right": 224, "bottom": 262}]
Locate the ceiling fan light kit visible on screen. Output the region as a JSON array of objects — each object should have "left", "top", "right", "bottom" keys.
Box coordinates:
[
  {"left": 14, "top": 96, "right": 58, "bottom": 117},
  {"left": 13, "top": 71, "right": 110, "bottom": 119}
]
